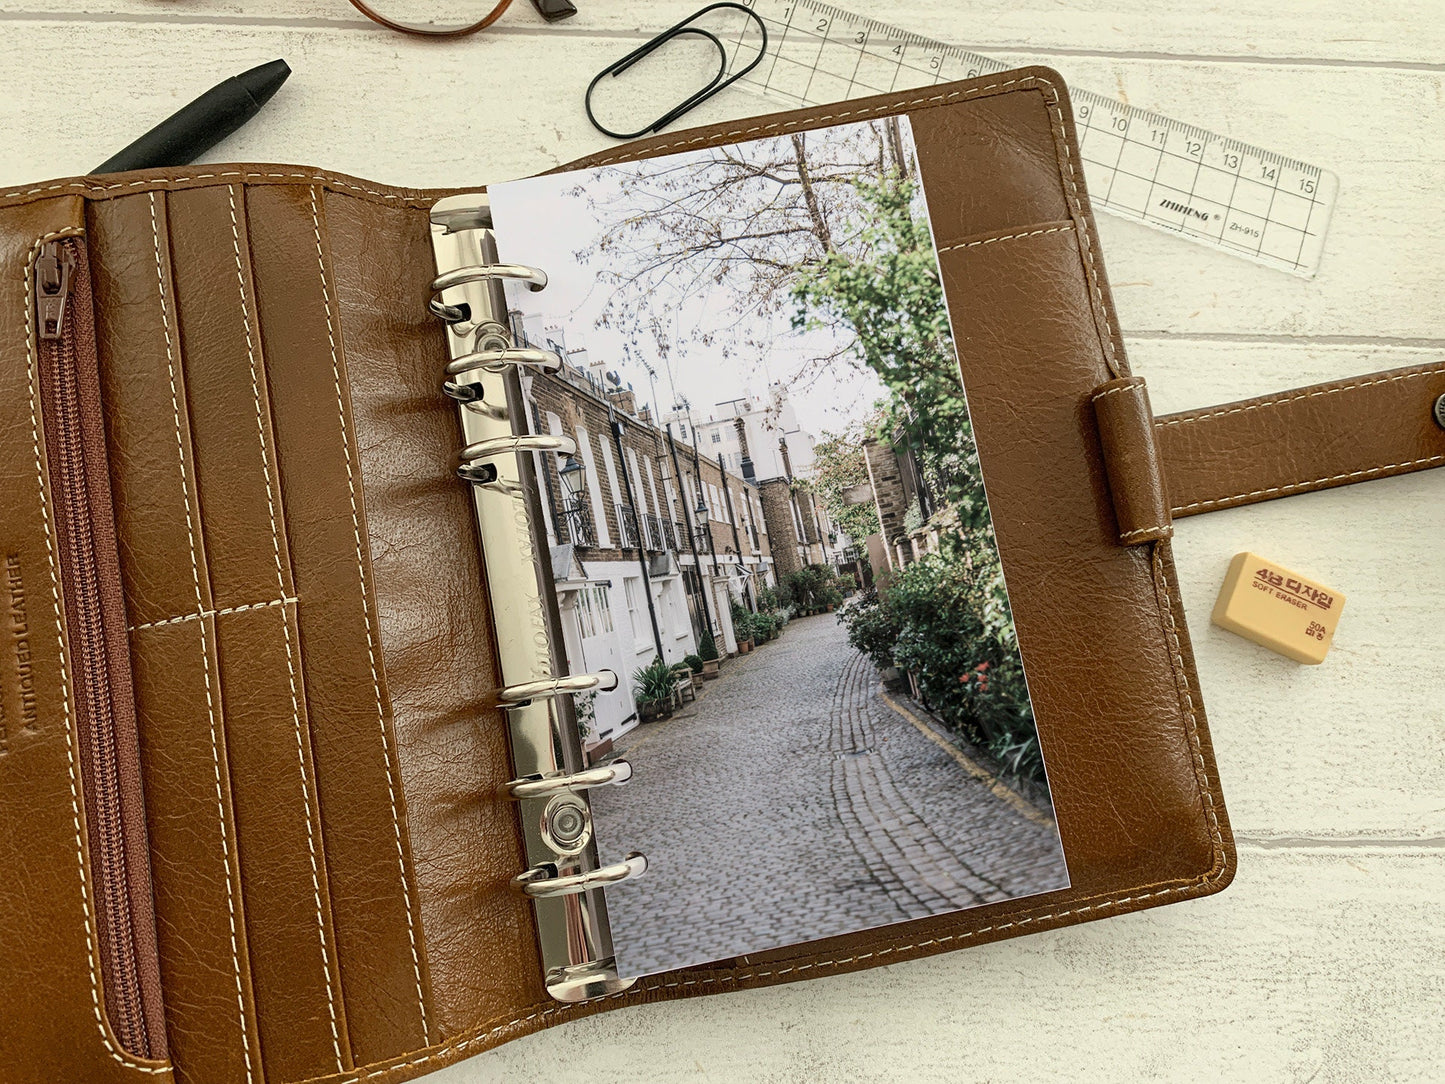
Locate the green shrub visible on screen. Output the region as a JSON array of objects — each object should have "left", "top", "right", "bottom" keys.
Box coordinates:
[
  {"left": 753, "top": 611, "right": 779, "bottom": 640},
  {"left": 783, "top": 565, "right": 832, "bottom": 610},
  {"left": 756, "top": 586, "right": 781, "bottom": 612},
  {"left": 988, "top": 731, "right": 1042, "bottom": 783},
  {"left": 732, "top": 609, "right": 755, "bottom": 643},
  {"left": 574, "top": 690, "right": 596, "bottom": 740},
  {"left": 841, "top": 587, "right": 901, "bottom": 669},
  {"left": 632, "top": 656, "right": 676, "bottom": 705},
  {"left": 683, "top": 653, "right": 704, "bottom": 674},
  {"left": 698, "top": 631, "right": 719, "bottom": 662},
  {"left": 840, "top": 552, "right": 1042, "bottom": 784}
]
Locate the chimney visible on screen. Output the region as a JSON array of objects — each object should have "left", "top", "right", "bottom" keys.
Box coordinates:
[
  {"left": 779, "top": 436, "right": 793, "bottom": 481},
  {"left": 734, "top": 417, "right": 755, "bottom": 483}
]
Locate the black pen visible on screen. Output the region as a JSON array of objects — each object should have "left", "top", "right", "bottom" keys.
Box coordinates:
[{"left": 92, "top": 59, "right": 291, "bottom": 175}]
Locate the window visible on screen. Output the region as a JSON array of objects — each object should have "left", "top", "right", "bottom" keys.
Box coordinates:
[
  {"left": 623, "top": 578, "right": 646, "bottom": 647},
  {"left": 576, "top": 585, "right": 613, "bottom": 638},
  {"left": 593, "top": 585, "right": 614, "bottom": 633},
  {"left": 711, "top": 431, "right": 722, "bottom": 444},
  {"left": 576, "top": 587, "right": 596, "bottom": 638}
]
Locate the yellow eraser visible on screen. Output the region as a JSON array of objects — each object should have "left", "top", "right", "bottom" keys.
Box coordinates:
[{"left": 1210, "top": 552, "right": 1345, "bottom": 665}]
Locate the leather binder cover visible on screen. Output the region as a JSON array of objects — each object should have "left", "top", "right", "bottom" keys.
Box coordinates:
[{"left": 0, "top": 68, "right": 1233, "bottom": 1084}]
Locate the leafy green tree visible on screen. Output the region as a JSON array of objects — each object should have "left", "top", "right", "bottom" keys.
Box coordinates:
[
  {"left": 789, "top": 171, "right": 988, "bottom": 535},
  {"left": 812, "top": 416, "right": 882, "bottom": 545}
]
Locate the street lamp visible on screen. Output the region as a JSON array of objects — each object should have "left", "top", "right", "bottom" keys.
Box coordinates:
[
  {"left": 557, "top": 452, "right": 589, "bottom": 544},
  {"left": 692, "top": 492, "right": 710, "bottom": 548},
  {"left": 558, "top": 452, "right": 586, "bottom": 504}
]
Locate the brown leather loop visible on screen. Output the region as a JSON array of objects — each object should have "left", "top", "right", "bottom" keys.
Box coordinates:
[
  {"left": 1092, "top": 376, "right": 1174, "bottom": 546},
  {"left": 347, "top": 0, "right": 513, "bottom": 37}
]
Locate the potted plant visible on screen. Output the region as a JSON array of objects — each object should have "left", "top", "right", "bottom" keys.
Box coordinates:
[
  {"left": 698, "top": 631, "right": 721, "bottom": 679},
  {"left": 632, "top": 656, "right": 677, "bottom": 721},
  {"left": 683, "top": 653, "right": 704, "bottom": 675},
  {"left": 731, "top": 606, "right": 754, "bottom": 653}
]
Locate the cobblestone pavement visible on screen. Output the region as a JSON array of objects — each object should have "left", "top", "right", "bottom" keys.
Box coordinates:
[{"left": 591, "top": 612, "right": 1070, "bottom": 978}]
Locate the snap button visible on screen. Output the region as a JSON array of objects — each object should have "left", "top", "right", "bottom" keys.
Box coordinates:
[{"left": 1434, "top": 392, "right": 1445, "bottom": 431}]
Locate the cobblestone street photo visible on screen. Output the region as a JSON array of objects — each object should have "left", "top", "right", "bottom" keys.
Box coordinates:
[
  {"left": 490, "top": 114, "right": 1070, "bottom": 979},
  {"left": 592, "top": 613, "right": 1068, "bottom": 978}
]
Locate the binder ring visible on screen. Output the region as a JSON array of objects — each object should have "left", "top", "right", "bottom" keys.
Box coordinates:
[
  {"left": 432, "top": 264, "right": 549, "bottom": 293},
  {"left": 498, "top": 670, "right": 619, "bottom": 706},
  {"left": 446, "top": 346, "right": 563, "bottom": 378},
  {"left": 507, "top": 760, "right": 633, "bottom": 800},
  {"left": 460, "top": 433, "right": 576, "bottom": 465},
  {"left": 512, "top": 853, "right": 647, "bottom": 898}
]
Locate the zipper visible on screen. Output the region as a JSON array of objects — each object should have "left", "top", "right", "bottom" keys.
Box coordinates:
[{"left": 34, "top": 237, "right": 168, "bottom": 1061}]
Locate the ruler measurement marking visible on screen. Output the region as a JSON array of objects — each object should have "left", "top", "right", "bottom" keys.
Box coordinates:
[
  {"left": 1254, "top": 152, "right": 1284, "bottom": 260},
  {"left": 845, "top": 24, "right": 868, "bottom": 92},
  {"left": 759, "top": 0, "right": 792, "bottom": 90},
  {"left": 732, "top": 0, "right": 1335, "bottom": 276},
  {"left": 799, "top": 12, "right": 828, "bottom": 104}
]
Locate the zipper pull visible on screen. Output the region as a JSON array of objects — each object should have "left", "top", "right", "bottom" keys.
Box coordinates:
[{"left": 36, "top": 240, "right": 76, "bottom": 341}]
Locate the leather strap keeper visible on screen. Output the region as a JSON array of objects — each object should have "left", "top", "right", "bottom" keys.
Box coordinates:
[
  {"left": 1092, "top": 376, "right": 1174, "bottom": 545},
  {"left": 1156, "top": 360, "right": 1445, "bottom": 518}
]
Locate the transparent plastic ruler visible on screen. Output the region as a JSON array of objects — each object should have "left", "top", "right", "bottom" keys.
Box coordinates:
[{"left": 717, "top": 0, "right": 1338, "bottom": 278}]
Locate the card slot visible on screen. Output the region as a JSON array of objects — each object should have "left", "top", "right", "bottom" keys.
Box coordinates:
[
  {"left": 935, "top": 230, "right": 1225, "bottom": 890},
  {"left": 129, "top": 616, "right": 261, "bottom": 1084},
  {"left": 214, "top": 603, "right": 350, "bottom": 1080},
  {"left": 165, "top": 183, "right": 297, "bottom": 611},
  {"left": 87, "top": 193, "right": 215, "bottom": 626},
  {"left": 243, "top": 181, "right": 434, "bottom": 1063}
]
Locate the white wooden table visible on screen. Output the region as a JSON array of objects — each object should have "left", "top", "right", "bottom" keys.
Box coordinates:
[{"left": 4, "top": 2, "right": 1441, "bottom": 1080}]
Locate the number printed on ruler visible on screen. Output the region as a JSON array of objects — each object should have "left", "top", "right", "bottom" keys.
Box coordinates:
[{"left": 718, "top": 0, "right": 1338, "bottom": 277}]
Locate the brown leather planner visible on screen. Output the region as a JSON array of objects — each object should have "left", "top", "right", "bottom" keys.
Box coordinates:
[{"left": 1, "top": 68, "right": 1441, "bottom": 1084}]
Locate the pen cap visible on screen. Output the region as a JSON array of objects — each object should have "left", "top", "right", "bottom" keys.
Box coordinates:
[{"left": 91, "top": 59, "right": 291, "bottom": 174}]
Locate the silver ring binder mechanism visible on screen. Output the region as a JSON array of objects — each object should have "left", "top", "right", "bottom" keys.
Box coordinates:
[{"left": 429, "top": 194, "right": 645, "bottom": 1003}]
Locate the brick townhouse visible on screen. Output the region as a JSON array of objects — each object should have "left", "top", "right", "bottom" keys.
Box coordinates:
[{"left": 512, "top": 320, "right": 792, "bottom": 745}]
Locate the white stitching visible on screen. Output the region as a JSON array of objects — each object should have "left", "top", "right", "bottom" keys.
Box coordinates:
[
  {"left": 937, "top": 224, "right": 1075, "bottom": 253},
  {"left": 1091, "top": 380, "right": 1146, "bottom": 403},
  {"left": 229, "top": 184, "right": 346, "bottom": 1073},
  {"left": 27, "top": 228, "right": 172, "bottom": 1076},
  {"left": 151, "top": 191, "right": 255, "bottom": 1083},
  {"left": 1120, "top": 526, "right": 1172, "bottom": 542},
  {"left": 128, "top": 597, "right": 297, "bottom": 631},
  {"left": 1152, "top": 549, "right": 1226, "bottom": 871},
  {"left": 1172, "top": 454, "right": 1445, "bottom": 514},
  {"left": 309, "top": 186, "right": 430, "bottom": 1042},
  {"left": 1, "top": 171, "right": 433, "bottom": 207},
  {"left": 1156, "top": 363, "right": 1445, "bottom": 428}
]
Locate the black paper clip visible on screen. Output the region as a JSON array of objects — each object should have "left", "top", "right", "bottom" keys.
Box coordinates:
[{"left": 584, "top": 2, "right": 768, "bottom": 141}]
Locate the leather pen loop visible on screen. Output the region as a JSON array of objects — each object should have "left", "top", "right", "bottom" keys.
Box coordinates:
[{"left": 585, "top": 2, "right": 769, "bottom": 140}]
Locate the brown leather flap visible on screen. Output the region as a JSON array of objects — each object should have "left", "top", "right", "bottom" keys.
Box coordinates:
[{"left": 1157, "top": 361, "right": 1445, "bottom": 517}]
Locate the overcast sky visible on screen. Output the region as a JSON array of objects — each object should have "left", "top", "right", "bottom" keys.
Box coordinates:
[{"left": 486, "top": 121, "right": 914, "bottom": 438}]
